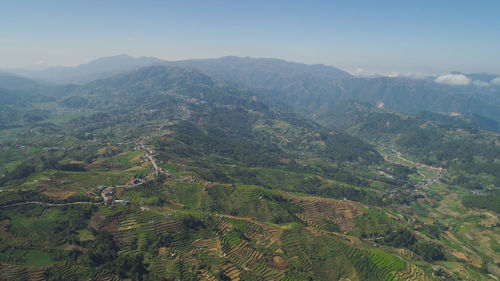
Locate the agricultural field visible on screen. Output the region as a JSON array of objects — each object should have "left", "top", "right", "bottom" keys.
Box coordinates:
[
  {"left": 1, "top": 142, "right": 495, "bottom": 280},
  {"left": 1, "top": 62, "right": 499, "bottom": 280}
]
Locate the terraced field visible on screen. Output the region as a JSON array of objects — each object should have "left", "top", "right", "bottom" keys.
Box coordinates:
[
  {"left": 297, "top": 199, "right": 362, "bottom": 232},
  {"left": 220, "top": 263, "right": 241, "bottom": 281},
  {"left": 0, "top": 192, "right": 23, "bottom": 207},
  {"left": 335, "top": 242, "right": 407, "bottom": 281},
  {"left": 1, "top": 120, "right": 495, "bottom": 280}
]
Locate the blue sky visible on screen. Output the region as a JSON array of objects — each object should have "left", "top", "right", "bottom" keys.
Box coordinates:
[{"left": 1, "top": 0, "right": 499, "bottom": 74}]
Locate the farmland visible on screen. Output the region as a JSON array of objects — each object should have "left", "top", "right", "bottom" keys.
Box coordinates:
[{"left": 0, "top": 64, "right": 499, "bottom": 280}]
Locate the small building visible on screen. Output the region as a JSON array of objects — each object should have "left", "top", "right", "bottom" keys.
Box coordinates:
[{"left": 113, "top": 199, "right": 130, "bottom": 206}]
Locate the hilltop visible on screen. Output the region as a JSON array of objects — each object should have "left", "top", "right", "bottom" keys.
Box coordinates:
[{"left": 0, "top": 62, "right": 499, "bottom": 280}]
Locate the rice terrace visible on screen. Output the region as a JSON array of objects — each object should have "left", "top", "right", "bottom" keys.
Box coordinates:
[{"left": 1, "top": 1, "right": 500, "bottom": 280}]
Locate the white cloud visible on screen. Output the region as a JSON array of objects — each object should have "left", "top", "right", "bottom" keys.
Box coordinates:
[
  {"left": 434, "top": 73, "right": 471, "bottom": 86},
  {"left": 472, "top": 80, "right": 490, "bottom": 87},
  {"left": 379, "top": 72, "right": 432, "bottom": 79},
  {"left": 35, "top": 60, "right": 46, "bottom": 65},
  {"left": 385, "top": 72, "right": 400, "bottom": 78},
  {"left": 491, "top": 77, "right": 500, "bottom": 85},
  {"left": 351, "top": 68, "right": 365, "bottom": 75}
]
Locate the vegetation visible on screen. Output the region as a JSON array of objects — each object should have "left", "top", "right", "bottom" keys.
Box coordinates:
[
  {"left": 0, "top": 65, "right": 498, "bottom": 280},
  {"left": 462, "top": 192, "right": 500, "bottom": 213}
]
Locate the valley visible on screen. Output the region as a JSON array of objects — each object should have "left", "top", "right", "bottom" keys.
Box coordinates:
[{"left": 0, "top": 61, "right": 499, "bottom": 280}]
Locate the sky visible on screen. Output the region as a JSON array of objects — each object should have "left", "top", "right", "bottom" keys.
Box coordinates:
[{"left": 1, "top": 0, "right": 499, "bottom": 75}]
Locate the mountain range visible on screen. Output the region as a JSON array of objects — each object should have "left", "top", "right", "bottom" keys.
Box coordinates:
[
  {"left": 7, "top": 55, "right": 165, "bottom": 85},
  {"left": 1, "top": 55, "right": 500, "bottom": 280},
  {"left": 4, "top": 55, "right": 500, "bottom": 126}
]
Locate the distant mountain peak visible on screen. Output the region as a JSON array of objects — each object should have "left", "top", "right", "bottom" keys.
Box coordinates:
[
  {"left": 171, "top": 56, "right": 351, "bottom": 92},
  {"left": 22, "top": 55, "right": 167, "bottom": 85},
  {"left": 82, "top": 54, "right": 163, "bottom": 66}
]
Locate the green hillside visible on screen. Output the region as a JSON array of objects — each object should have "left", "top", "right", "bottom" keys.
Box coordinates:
[{"left": 0, "top": 66, "right": 498, "bottom": 280}]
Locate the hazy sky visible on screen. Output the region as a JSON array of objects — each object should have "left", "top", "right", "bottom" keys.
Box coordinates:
[{"left": 1, "top": 0, "right": 499, "bottom": 74}]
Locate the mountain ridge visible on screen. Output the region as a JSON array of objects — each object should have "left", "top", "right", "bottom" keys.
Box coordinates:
[
  {"left": 20, "top": 55, "right": 167, "bottom": 84},
  {"left": 1, "top": 59, "right": 499, "bottom": 280}
]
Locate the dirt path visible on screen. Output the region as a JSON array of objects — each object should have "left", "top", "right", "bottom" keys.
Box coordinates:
[
  {"left": 147, "top": 148, "right": 159, "bottom": 177},
  {"left": 382, "top": 147, "right": 444, "bottom": 190},
  {"left": 2, "top": 140, "right": 159, "bottom": 208},
  {"left": 391, "top": 147, "right": 443, "bottom": 172},
  {"left": 1, "top": 201, "right": 102, "bottom": 208}
]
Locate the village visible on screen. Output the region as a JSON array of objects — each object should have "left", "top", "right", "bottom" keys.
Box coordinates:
[{"left": 84, "top": 139, "right": 170, "bottom": 206}]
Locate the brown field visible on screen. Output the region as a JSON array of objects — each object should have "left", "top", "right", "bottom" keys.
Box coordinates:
[
  {"left": 0, "top": 219, "right": 11, "bottom": 239},
  {"left": 37, "top": 180, "right": 77, "bottom": 199},
  {"left": 125, "top": 165, "right": 145, "bottom": 172},
  {"left": 220, "top": 263, "right": 241, "bottom": 281},
  {"left": 268, "top": 256, "right": 287, "bottom": 271},
  {"left": 442, "top": 231, "right": 483, "bottom": 267}
]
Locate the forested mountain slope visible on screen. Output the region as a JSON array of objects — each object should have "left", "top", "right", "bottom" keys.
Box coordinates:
[
  {"left": 174, "top": 57, "right": 500, "bottom": 124},
  {"left": 0, "top": 65, "right": 499, "bottom": 280}
]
